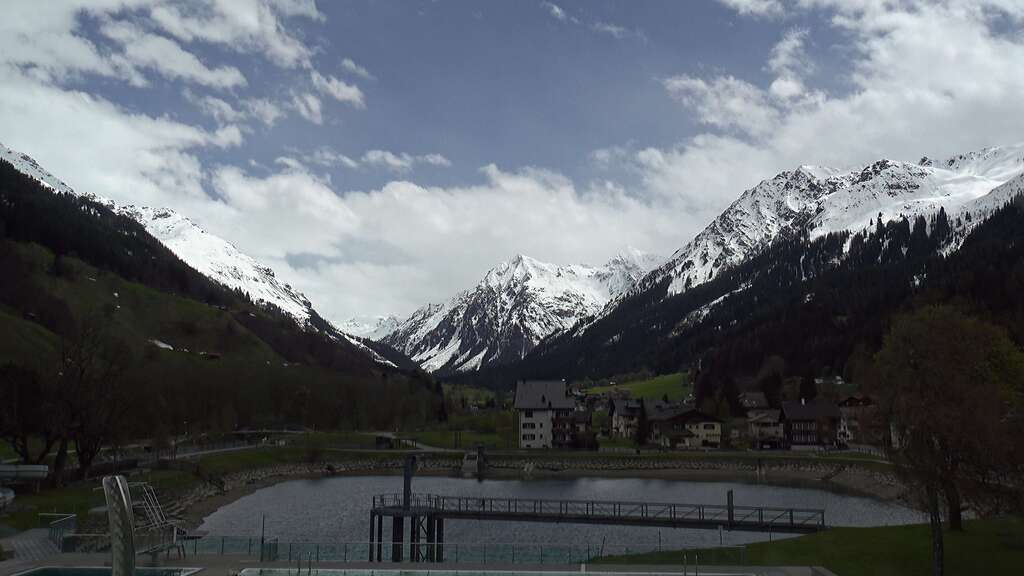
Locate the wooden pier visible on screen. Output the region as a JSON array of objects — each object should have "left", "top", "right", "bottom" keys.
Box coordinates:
[{"left": 368, "top": 491, "right": 827, "bottom": 562}]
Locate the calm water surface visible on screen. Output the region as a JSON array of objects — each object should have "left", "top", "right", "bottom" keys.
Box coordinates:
[{"left": 199, "top": 475, "right": 923, "bottom": 550}]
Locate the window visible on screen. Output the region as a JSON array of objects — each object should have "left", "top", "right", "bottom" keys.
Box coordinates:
[
  {"left": 522, "top": 422, "right": 536, "bottom": 429},
  {"left": 524, "top": 410, "right": 534, "bottom": 418},
  {"left": 521, "top": 434, "right": 536, "bottom": 441},
  {"left": 703, "top": 423, "right": 715, "bottom": 430}
]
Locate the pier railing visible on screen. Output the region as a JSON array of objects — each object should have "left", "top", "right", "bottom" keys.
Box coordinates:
[
  {"left": 56, "top": 534, "right": 748, "bottom": 565},
  {"left": 372, "top": 493, "right": 825, "bottom": 532}
]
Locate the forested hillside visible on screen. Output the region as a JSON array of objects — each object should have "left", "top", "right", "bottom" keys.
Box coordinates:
[
  {"left": 0, "top": 158, "right": 443, "bottom": 478},
  {"left": 460, "top": 196, "right": 1024, "bottom": 403}
]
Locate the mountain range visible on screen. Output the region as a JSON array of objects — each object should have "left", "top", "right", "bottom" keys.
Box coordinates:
[
  {"left": 378, "top": 249, "right": 662, "bottom": 374},
  {"left": 367, "top": 143, "right": 1024, "bottom": 377},
  {"left": 628, "top": 145, "right": 1024, "bottom": 302},
  {"left": 6, "top": 139, "right": 1024, "bottom": 382},
  {"left": 0, "top": 141, "right": 396, "bottom": 367}
]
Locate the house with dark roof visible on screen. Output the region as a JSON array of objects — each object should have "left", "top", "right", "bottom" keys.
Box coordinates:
[
  {"left": 514, "top": 380, "right": 577, "bottom": 449},
  {"left": 780, "top": 398, "right": 842, "bottom": 448},
  {"left": 608, "top": 397, "right": 642, "bottom": 439},
  {"left": 646, "top": 404, "right": 722, "bottom": 449}
]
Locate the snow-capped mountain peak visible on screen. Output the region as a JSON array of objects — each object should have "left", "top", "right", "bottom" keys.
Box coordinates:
[
  {"left": 630, "top": 143, "right": 1024, "bottom": 300},
  {"left": 381, "top": 250, "right": 662, "bottom": 374},
  {"left": 340, "top": 315, "right": 403, "bottom": 340}
]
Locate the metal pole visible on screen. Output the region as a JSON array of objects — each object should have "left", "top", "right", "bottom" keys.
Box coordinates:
[{"left": 727, "top": 490, "right": 734, "bottom": 529}]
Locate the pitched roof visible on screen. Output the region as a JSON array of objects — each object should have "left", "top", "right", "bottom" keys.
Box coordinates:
[
  {"left": 648, "top": 405, "right": 721, "bottom": 424},
  {"left": 610, "top": 397, "right": 641, "bottom": 417},
  {"left": 747, "top": 408, "right": 781, "bottom": 423},
  {"left": 781, "top": 399, "right": 841, "bottom": 421},
  {"left": 514, "top": 380, "right": 575, "bottom": 410}
]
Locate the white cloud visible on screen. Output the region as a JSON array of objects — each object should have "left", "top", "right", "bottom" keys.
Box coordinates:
[
  {"left": 630, "top": 0, "right": 1024, "bottom": 227},
  {"left": 717, "top": 0, "right": 784, "bottom": 18},
  {"left": 541, "top": 2, "right": 569, "bottom": 21},
  {"left": 0, "top": 66, "right": 233, "bottom": 206},
  {"left": 309, "top": 147, "right": 360, "bottom": 169},
  {"left": 341, "top": 57, "right": 374, "bottom": 80},
  {"left": 184, "top": 89, "right": 245, "bottom": 123},
  {"left": 592, "top": 22, "right": 635, "bottom": 40},
  {"left": 244, "top": 98, "right": 286, "bottom": 126},
  {"left": 767, "top": 28, "right": 812, "bottom": 100},
  {"left": 361, "top": 150, "right": 452, "bottom": 173},
  {"left": 663, "top": 75, "right": 780, "bottom": 137},
  {"left": 148, "top": 0, "right": 321, "bottom": 68},
  {"left": 184, "top": 89, "right": 287, "bottom": 129},
  {"left": 291, "top": 92, "right": 323, "bottom": 124},
  {"left": 99, "top": 20, "right": 247, "bottom": 89},
  {"left": 197, "top": 162, "right": 679, "bottom": 320},
  {"left": 311, "top": 71, "right": 366, "bottom": 109}
]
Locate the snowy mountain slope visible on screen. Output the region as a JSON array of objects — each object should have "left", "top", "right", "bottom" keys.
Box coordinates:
[
  {"left": 1, "top": 141, "right": 395, "bottom": 366},
  {"left": 382, "top": 250, "right": 662, "bottom": 374},
  {"left": 340, "top": 315, "right": 403, "bottom": 340},
  {"left": 629, "top": 144, "right": 1024, "bottom": 301}
]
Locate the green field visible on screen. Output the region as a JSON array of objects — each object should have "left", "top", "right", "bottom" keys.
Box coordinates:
[
  {"left": 442, "top": 383, "right": 497, "bottom": 406},
  {"left": 597, "top": 517, "right": 1024, "bottom": 576},
  {"left": 587, "top": 372, "right": 691, "bottom": 401},
  {"left": 406, "top": 409, "right": 517, "bottom": 450}
]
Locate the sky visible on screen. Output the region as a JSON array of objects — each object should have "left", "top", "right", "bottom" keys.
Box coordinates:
[{"left": 2, "top": 0, "right": 1024, "bottom": 325}]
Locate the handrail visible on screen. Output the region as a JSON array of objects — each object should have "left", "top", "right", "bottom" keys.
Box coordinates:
[
  {"left": 375, "top": 492, "right": 826, "bottom": 515},
  {"left": 372, "top": 492, "right": 825, "bottom": 528}
]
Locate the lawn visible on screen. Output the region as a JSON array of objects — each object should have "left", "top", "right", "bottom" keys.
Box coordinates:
[
  {"left": 596, "top": 517, "right": 1024, "bottom": 576},
  {"left": 0, "top": 469, "right": 191, "bottom": 532},
  {"left": 407, "top": 430, "right": 513, "bottom": 450},
  {"left": 587, "top": 372, "right": 691, "bottom": 401},
  {"left": 442, "top": 383, "right": 496, "bottom": 406}
]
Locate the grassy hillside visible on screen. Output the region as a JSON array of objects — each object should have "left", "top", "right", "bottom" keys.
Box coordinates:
[
  {"left": 587, "top": 372, "right": 691, "bottom": 401},
  {"left": 597, "top": 517, "right": 1024, "bottom": 576},
  {"left": 0, "top": 238, "right": 442, "bottom": 439}
]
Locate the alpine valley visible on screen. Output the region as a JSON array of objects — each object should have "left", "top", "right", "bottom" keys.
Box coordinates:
[{"left": 395, "top": 144, "right": 1024, "bottom": 390}]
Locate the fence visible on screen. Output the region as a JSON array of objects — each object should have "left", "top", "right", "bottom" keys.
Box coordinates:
[
  {"left": 54, "top": 534, "right": 748, "bottom": 566},
  {"left": 38, "top": 513, "right": 77, "bottom": 548}
]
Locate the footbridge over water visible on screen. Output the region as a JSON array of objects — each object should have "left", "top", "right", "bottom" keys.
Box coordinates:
[
  {"left": 368, "top": 492, "right": 827, "bottom": 562},
  {"left": 367, "top": 454, "right": 827, "bottom": 563}
]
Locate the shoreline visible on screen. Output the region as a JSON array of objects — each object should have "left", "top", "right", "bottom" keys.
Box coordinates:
[{"left": 178, "top": 456, "right": 909, "bottom": 529}]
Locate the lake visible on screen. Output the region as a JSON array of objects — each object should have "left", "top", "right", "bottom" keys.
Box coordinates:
[{"left": 198, "top": 475, "right": 923, "bottom": 551}]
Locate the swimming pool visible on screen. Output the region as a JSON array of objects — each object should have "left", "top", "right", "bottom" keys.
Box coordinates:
[{"left": 12, "top": 568, "right": 203, "bottom": 576}]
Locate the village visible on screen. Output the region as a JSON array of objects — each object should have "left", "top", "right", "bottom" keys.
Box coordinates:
[{"left": 513, "top": 379, "right": 880, "bottom": 454}]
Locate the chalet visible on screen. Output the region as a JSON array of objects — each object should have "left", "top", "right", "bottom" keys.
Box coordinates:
[
  {"left": 647, "top": 405, "right": 722, "bottom": 449},
  {"left": 514, "top": 380, "right": 576, "bottom": 449},
  {"left": 608, "top": 397, "right": 642, "bottom": 438},
  {"left": 747, "top": 408, "right": 784, "bottom": 449},
  {"left": 781, "top": 398, "right": 842, "bottom": 448}
]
